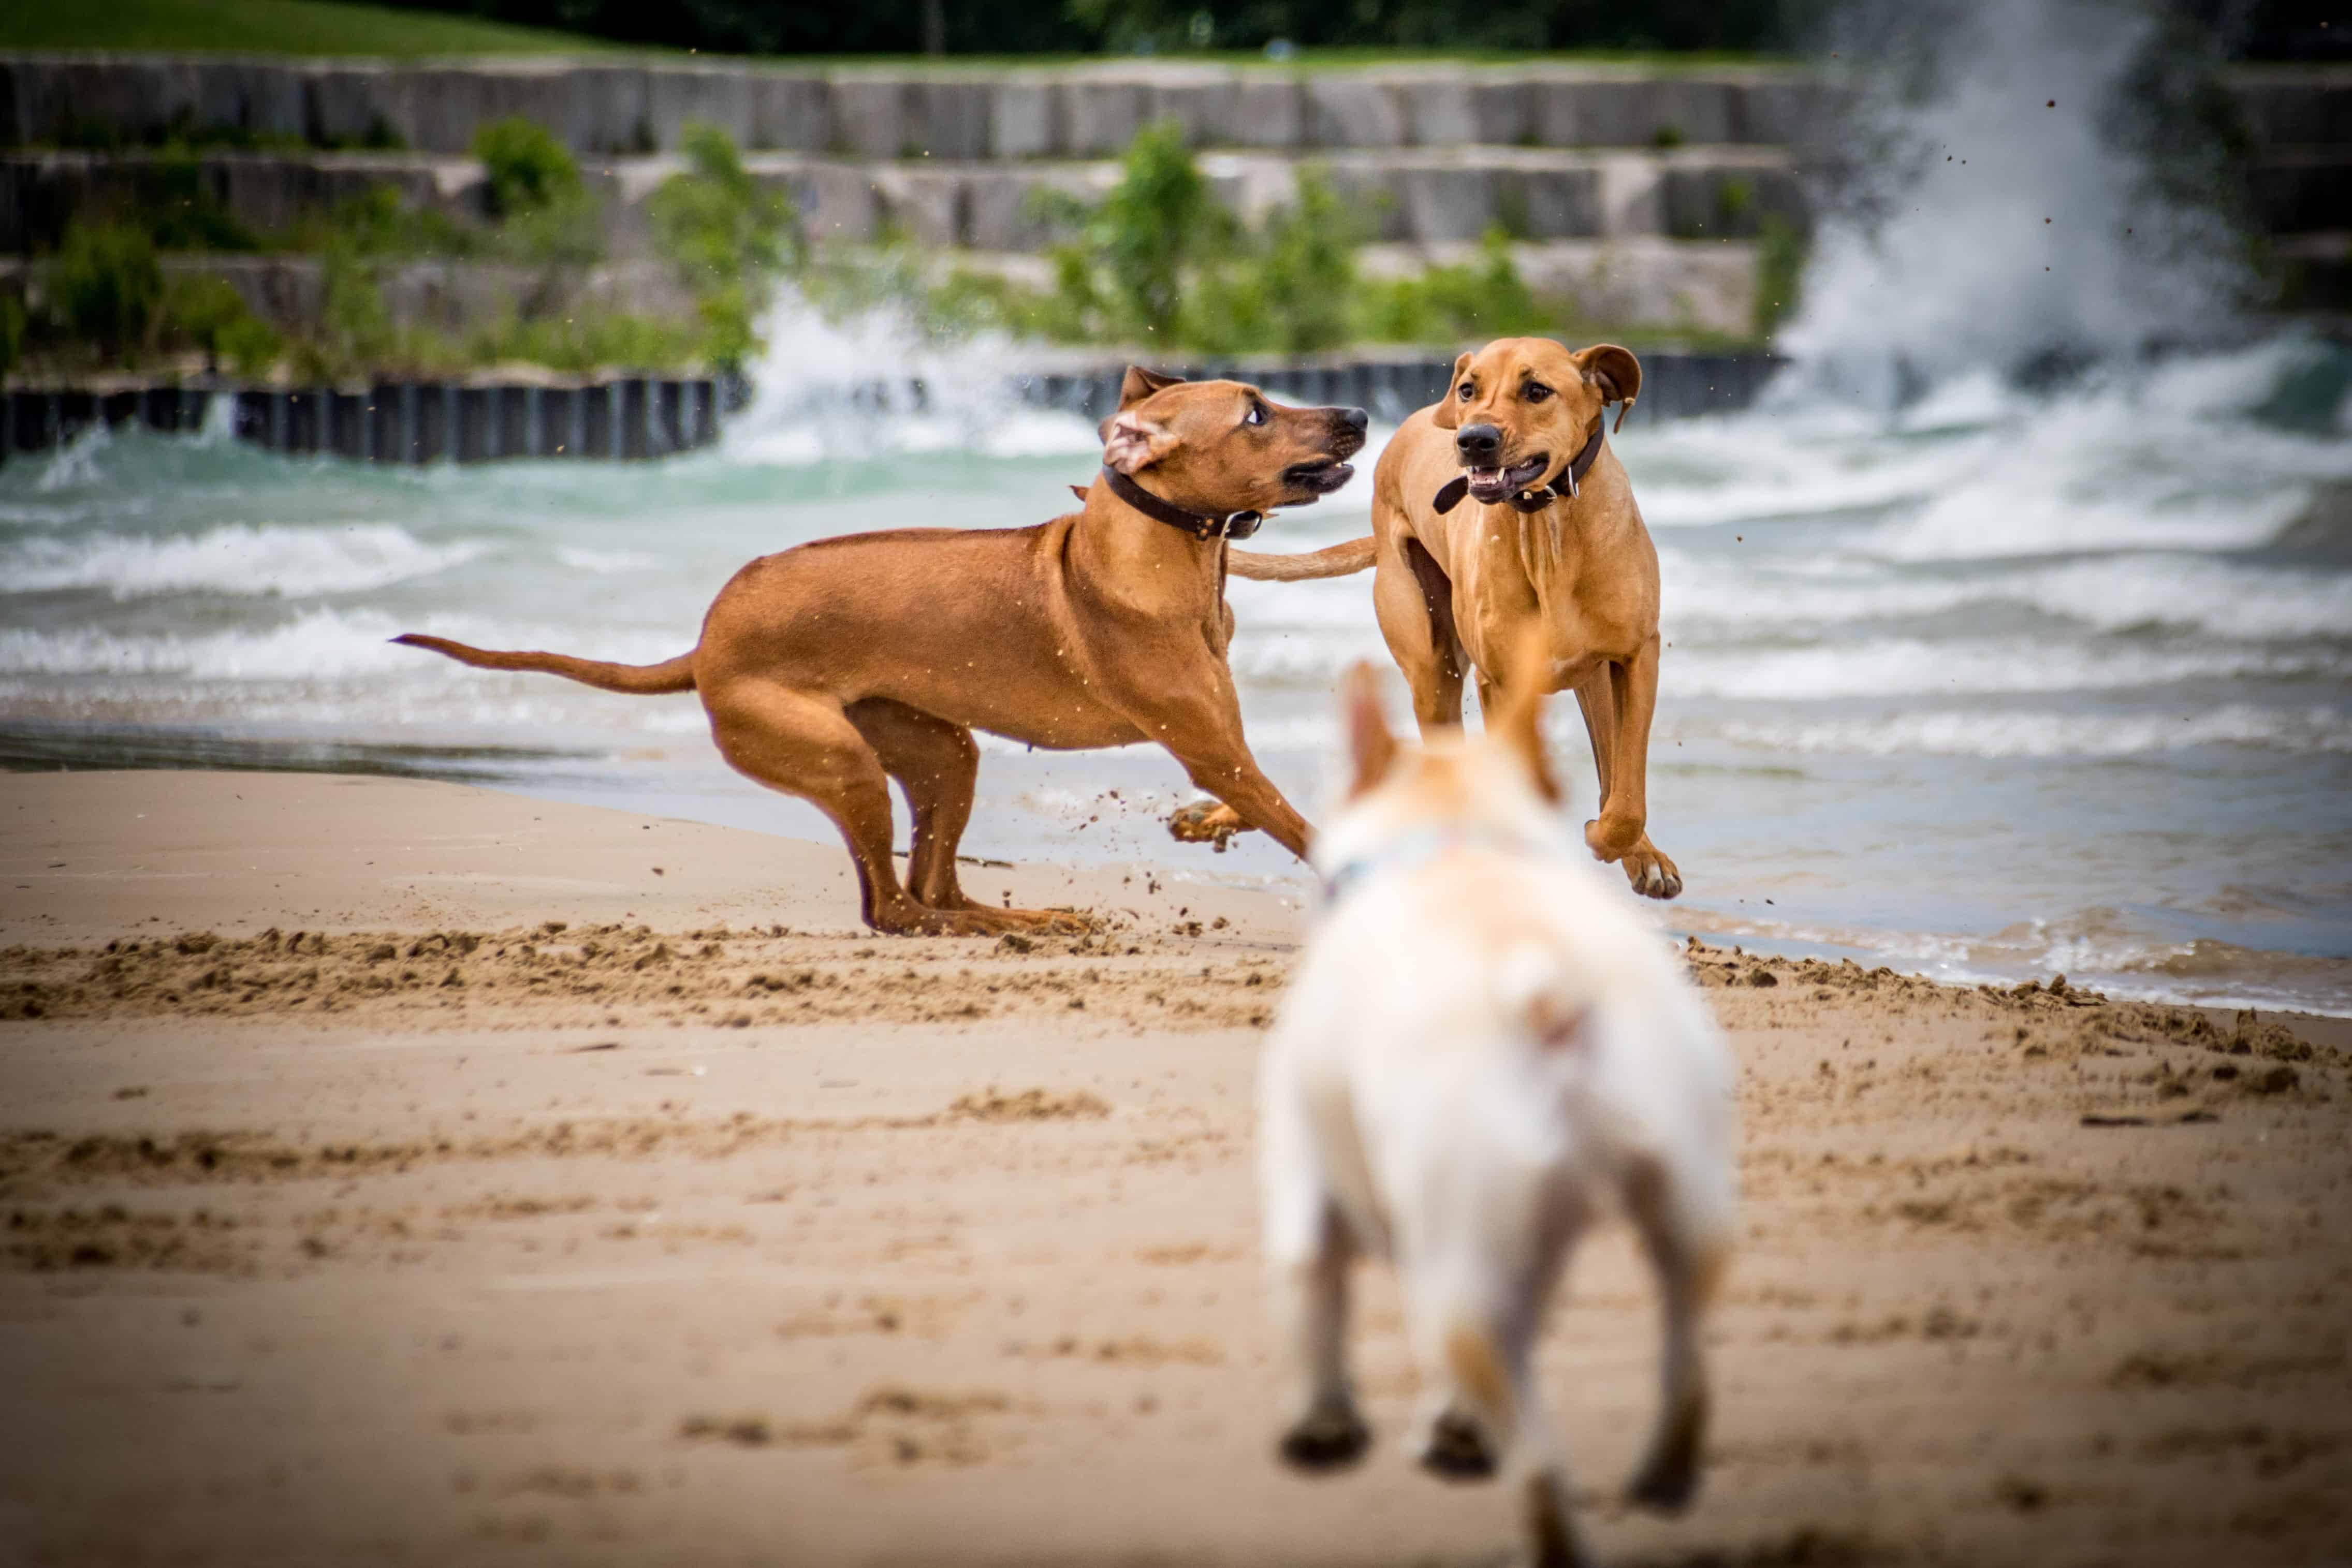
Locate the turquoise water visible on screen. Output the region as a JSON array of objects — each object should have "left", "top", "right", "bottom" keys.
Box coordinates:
[{"left": 4, "top": 319, "right": 2349, "bottom": 1013}]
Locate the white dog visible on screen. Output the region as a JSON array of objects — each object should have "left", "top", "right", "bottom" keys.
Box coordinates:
[{"left": 1258, "top": 651, "right": 1739, "bottom": 1567}]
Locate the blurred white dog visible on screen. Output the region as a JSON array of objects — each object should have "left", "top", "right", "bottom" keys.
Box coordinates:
[{"left": 1258, "top": 649, "right": 1739, "bottom": 1567}]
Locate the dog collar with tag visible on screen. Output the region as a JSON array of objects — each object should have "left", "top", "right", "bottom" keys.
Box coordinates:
[
  {"left": 1101, "top": 466, "right": 1265, "bottom": 541},
  {"left": 1320, "top": 824, "right": 1548, "bottom": 905},
  {"left": 1431, "top": 409, "right": 1618, "bottom": 517}
]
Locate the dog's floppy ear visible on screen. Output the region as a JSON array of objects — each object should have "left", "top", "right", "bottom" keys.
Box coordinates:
[
  {"left": 1116, "top": 365, "right": 1186, "bottom": 411},
  {"left": 1573, "top": 343, "right": 1642, "bottom": 432},
  {"left": 1430, "top": 351, "right": 1474, "bottom": 432},
  {"left": 1490, "top": 624, "right": 1558, "bottom": 803},
  {"left": 1101, "top": 410, "right": 1178, "bottom": 474},
  {"left": 1340, "top": 661, "right": 1398, "bottom": 799}
]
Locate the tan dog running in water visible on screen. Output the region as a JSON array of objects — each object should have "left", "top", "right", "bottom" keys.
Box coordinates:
[
  {"left": 1260, "top": 643, "right": 1736, "bottom": 1566},
  {"left": 1197, "top": 337, "right": 1682, "bottom": 899},
  {"left": 396, "top": 368, "right": 1364, "bottom": 935}
]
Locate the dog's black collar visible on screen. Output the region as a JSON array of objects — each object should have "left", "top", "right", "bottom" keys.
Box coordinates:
[
  {"left": 1433, "top": 416, "right": 1611, "bottom": 517},
  {"left": 1102, "top": 466, "right": 1264, "bottom": 541}
]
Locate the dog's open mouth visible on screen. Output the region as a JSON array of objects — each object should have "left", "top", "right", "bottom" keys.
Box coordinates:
[
  {"left": 1282, "top": 458, "right": 1357, "bottom": 499},
  {"left": 1464, "top": 452, "right": 1551, "bottom": 504}
]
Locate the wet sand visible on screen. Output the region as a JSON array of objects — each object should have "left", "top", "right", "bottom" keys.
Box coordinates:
[{"left": 2, "top": 772, "right": 2347, "bottom": 1566}]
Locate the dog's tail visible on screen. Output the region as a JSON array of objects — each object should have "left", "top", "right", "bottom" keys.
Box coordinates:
[
  {"left": 391, "top": 634, "right": 696, "bottom": 695},
  {"left": 1226, "top": 536, "right": 1376, "bottom": 581}
]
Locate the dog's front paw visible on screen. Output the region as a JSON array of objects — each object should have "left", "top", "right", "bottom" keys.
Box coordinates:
[
  {"left": 1278, "top": 1402, "right": 1370, "bottom": 1472},
  {"left": 1168, "top": 799, "right": 1249, "bottom": 849},
  {"left": 1618, "top": 838, "right": 1682, "bottom": 901},
  {"left": 1415, "top": 1408, "right": 1498, "bottom": 1482}
]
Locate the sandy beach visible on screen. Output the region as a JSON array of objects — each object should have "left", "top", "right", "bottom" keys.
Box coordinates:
[{"left": 2, "top": 770, "right": 2347, "bottom": 1567}]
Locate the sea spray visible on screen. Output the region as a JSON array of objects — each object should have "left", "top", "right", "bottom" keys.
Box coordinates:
[{"left": 1780, "top": 0, "right": 2262, "bottom": 401}]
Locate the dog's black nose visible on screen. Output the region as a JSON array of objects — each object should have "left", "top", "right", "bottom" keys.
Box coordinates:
[
  {"left": 1456, "top": 423, "right": 1503, "bottom": 461},
  {"left": 1337, "top": 406, "right": 1368, "bottom": 433}
]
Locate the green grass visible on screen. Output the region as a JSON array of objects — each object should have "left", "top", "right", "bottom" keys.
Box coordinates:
[
  {"left": 0, "top": 0, "right": 635, "bottom": 57},
  {"left": 2, "top": 0, "right": 1770, "bottom": 67}
]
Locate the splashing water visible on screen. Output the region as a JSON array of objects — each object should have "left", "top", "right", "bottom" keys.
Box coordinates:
[{"left": 1781, "top": 0, "right": 2259, "bottom": 400}]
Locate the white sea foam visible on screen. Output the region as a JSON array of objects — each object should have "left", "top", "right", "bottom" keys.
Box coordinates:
[
  {"left": 1662, "top": 552, "right": 2352, "bottom": 641},
  {"left": 0, "top": 610, "right": 685, "bottom": 683},
  {"left": 1709, "top": 703, "right": 2352, "bottom": 757},
  {"left": 1, "top": 523, "right": 488, "bottom": 600}
]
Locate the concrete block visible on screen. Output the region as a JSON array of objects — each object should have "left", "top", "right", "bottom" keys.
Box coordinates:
[
  {"left": 873, "top": 165, "right": 964, "bottom": 246},
  {"left": 1735, "top": 78, "right": 1824, "bottom": 144},
  {"left": 1507, "top": 163, "right": 1603, "bottom": 238},
  {"left": 907, "top": 77, "right": 990, "bottom": 158},
  {"left": 1470, "top": 78, "right": 1532, "bottom": 146},
  {"left": 989, "top": 76, "right": 1060, "bottom": 158},
  {"left": 1652, "top": 79, "right": 1737, "bottom": 145},
  {"left": 1596, "top": 156, "right": 1664, "bottom": 238},
  {"left": 2228, "top": 70, "right": 2352, "bottom": 146},
  {"left": 647, "top": 65, "right": 754, "bottom": 151},
  {"left": 749, "top": 72, "right": 829, "bottom": 152},
  {"left": 1306, "top": 75, "right": 1406, "bottom": 148},
  {"left": 829, "top": 76, "right": 908, "bottom": 157},
  {"left": 1064, "top": 76, "right": 1148, "bottom": 156},
  {"left": 1229, "top": 76, "right": 1304, "bottom": 149},
  {"left": 1660, "top": 160, "right": 1805, "bottom": 239},
  {"left": 792, "top": 160, "right": 883, "bottom": 242},
  {"left": 194, "top": 58, "right": 309, "bottom": 143},
  {"left": 962, "top": 164, "right": 1099, "bottom": 250},
  {"left": 1391, "top": 73, "right": 1477, "bottom": 146},
  {"left": 303, "top": 64, "right": 398, "bottom": 147},
  {"left": 1147, "top": 70, "right": 1238, "bottom": 146},
  {"left": 1321, "top": 160, "right": 1407, "bottom": 241},
  {"left": 562, "top": 65, "right": 653, "bottom": 155},
  {"left": 1395, "top": 162, "right": 1494, "bottom": 241}
]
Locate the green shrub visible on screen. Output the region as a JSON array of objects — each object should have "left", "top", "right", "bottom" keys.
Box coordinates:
[
  {"left": 217, "top": 313, "right": 283, "bottom": 377},
  {"left": 0, "top": 295, "right": 24, "bottom": 377},
  {"left": 139, "top": 148, "right": 262, "bottom": 251},
  {"left": 1086, "top": 119, "right": 1226, "bottom": 341},
  {"left": 473, "top": 117, "right": 581, "bottom": 219},
  {"left": 1255, "top": 166, "right": 1356, "bottom": 354},
  {"left": 50, "top": 222, "right": 164, "bottom": 360},
  {"left": 1353, "top": 230, "right": 1544, "bottom": 345},
  {"left": 162, "top": 274, "right": 249, "bottom": 367},
  {"left": 1754, "top": 215, "right": 1807, "bottom": 340},
  {"left": 647, "top": 123, "right": 798, "bottom": 370}
]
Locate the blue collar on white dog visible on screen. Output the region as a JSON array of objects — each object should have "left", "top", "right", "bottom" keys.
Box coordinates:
[{"left": 1319, "top": 825, "right": 1547, "bottom": 905}]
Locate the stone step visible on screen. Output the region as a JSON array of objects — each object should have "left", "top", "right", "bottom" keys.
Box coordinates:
[
  {"left": 5, "top": 52, "right": 2340, "bottom": 163},
  {"left": 0, "top": 144, "right": 1809, "bottom": 254},
  {"left": 0, "top": 52, "right": 1847, "bottom": 158}
]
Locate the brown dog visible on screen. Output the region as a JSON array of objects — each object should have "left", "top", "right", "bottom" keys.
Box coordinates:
[
  {"left": 396, "top": 368, "right": 1366, "bottom": 935},
  {"left": 1208, "top": 338, "right": 1681, "bottom": 900}
]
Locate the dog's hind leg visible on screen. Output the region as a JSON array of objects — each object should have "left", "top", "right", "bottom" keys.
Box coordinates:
[
  {"left": 705, "top": 682, "right": 1028, "bottom": 937},
  {"left": 846, "top": 700, "right": 1085, "bottom": 932},
  {"left": 1624, "top": 1153, "right": 1731, "bottom": 1513},
  {"left": 1415, "top": 1300, "right": 1594, "bottom": 1568},
  {"left": 1262, "top": 1071, "right": 1369, "bottom": 1471}
]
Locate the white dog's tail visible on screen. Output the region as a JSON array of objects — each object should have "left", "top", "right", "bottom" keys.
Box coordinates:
[{"left": 1493, "top": 945, "right": 1592, "bottom": 1054}]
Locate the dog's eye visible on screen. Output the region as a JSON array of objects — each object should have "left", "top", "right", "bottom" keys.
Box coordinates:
[
  {"left": 1456, "top": 382, "right": 1474, "bottom": 401},
  {"left": 1244, "top": 401, "right": 1267, "bottom": 427},
  {"left": 1524, "top": 382, "right": 1553, "bottom": 403}
]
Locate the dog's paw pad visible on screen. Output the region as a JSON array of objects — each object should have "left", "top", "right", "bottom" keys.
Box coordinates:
[
  {"left": 1416, "top": 1410, "right": 1498, "bottom": 1482},
  {"left": 1278, "top": 1406, "right": 1370, "bottom": 1472},
  {"left": 1167, "top": 800, "right": 1247, "bottom": 846},
  {"left": 1626, "top": 1455, "right": 1701, "bottom": 1513}
]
